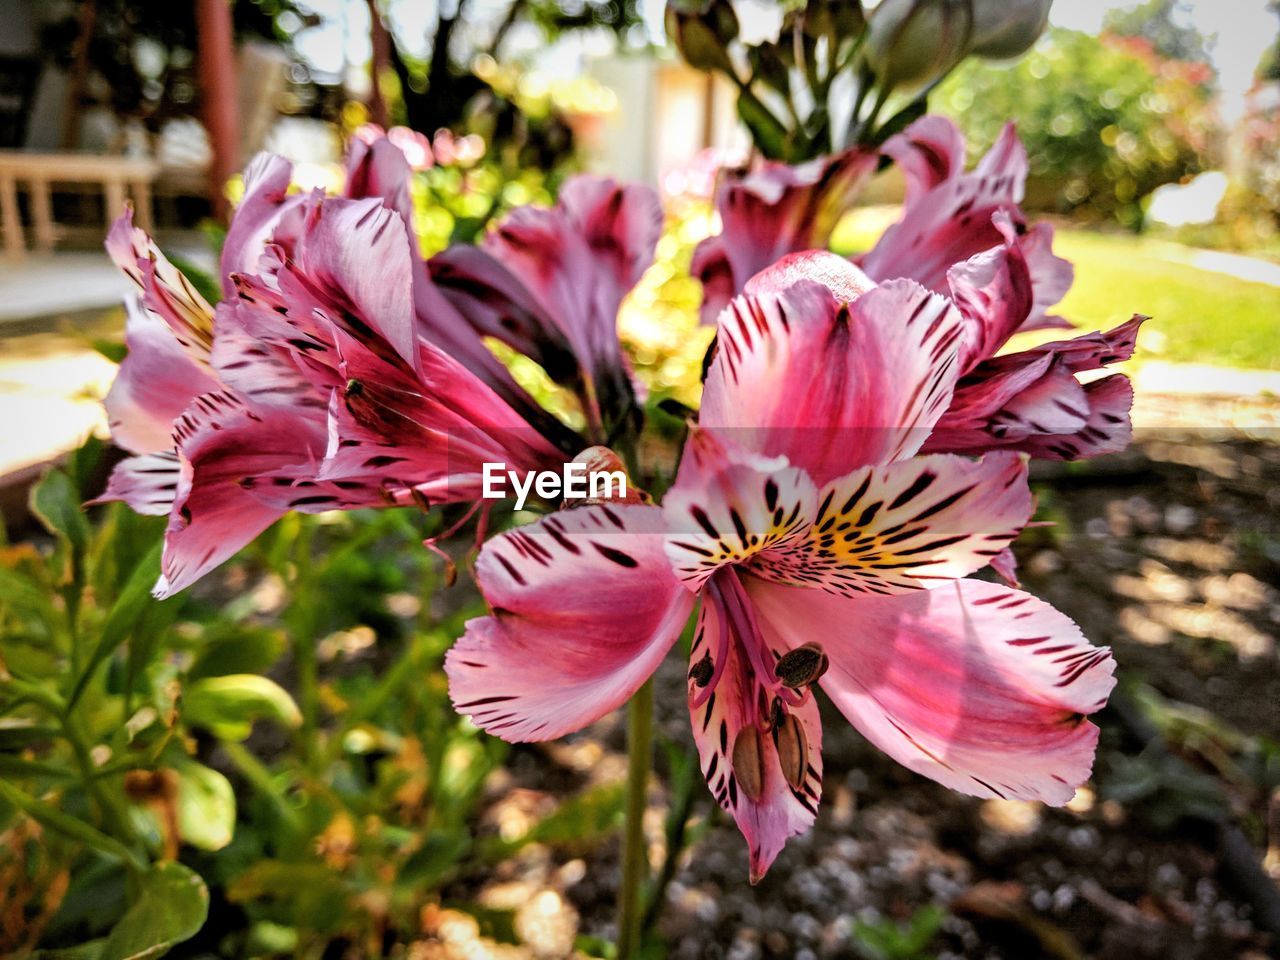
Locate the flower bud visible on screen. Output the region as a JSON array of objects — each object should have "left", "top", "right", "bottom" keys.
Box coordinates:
[
  {"left": 666, "top": 0, "right": 740, "bottom": 75},
  {"left": 863, "top": 0, "right": 973, "bottom": 94},
  {"left": 969, "top": 0, "right": 1051, "bottom": 60}
]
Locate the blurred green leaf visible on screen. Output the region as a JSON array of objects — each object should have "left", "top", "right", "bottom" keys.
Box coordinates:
[
  {"left": 188, "top": 626, "right": 286, "bottom": 681},
  {"left": 184, "top": 675, "right": 302, "bottom": 741},
  {"left": 175, "top": 759, "right": 236, "bottom": 851},
  {"left": 737, "top": 88, "right": 790, "bottom": 160},
  {"left": 100, "top": 862, "right": 208, "bottom": 960},
  {"left": 67, "top": 538, "right": 163, "bottom": 710},
  {"left": 31, "top": 470, "right": 91, "bottom": 563}
]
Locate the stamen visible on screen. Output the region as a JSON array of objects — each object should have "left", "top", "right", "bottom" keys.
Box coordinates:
[
  {"left": 774, "top": 642, "right": 830, "bottom": 688},
  {"left": 731, "top": 726, "right": 766, "bottom": 801},
  {"left": 772, "top": 709, "right": 808, "bottom": 791}
]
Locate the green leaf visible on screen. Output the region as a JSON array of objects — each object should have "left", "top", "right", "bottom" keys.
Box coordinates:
[
  {"left": 31, "top": 470, "right": 91, "bottom": 560},
  {"left": 100, "top": 862, "right": 208, "bottom": 960},
  {"left": 736, "top": 88, "right": 790, "bottom": 160},
  {"left": 174, "top": 759, "right": 236, "bottom": 851},
  {"left": 187, "top": 626, "right": 285, "bottom": 681},
  {"left": 183, "top": 675, "right": 302, "bottom": 741},
  {"left": 66, "top": 538, "right": 163, "bottom": 710}
]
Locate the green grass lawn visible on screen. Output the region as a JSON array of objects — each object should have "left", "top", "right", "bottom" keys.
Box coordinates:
[
  {"left": 833, "top": 211, "right": 1280, "bottom": 371},
  {"left": 1054, "top": 230, "right": 1280, "bottom": 371}
]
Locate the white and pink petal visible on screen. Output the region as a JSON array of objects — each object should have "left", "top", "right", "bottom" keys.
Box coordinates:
[
  {"left": 749, "top": 578, "right": 1115, "bottom": 805},
  {"left": 445, "top": 505, "right": 694, "bottom": 742},
  {"left": 751, "top": 452, "right": 1031, "bottom": 596}
]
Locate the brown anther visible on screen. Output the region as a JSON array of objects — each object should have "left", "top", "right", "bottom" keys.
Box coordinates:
[
  {"left": 731, "top": 726, "right": 766, "bottom": 802},
  {"left": 774, "top": 642, "right": 829, "bottom": 688},
  {"left": 773, "top": 710, "right": 809, "bottom": 792},
  {"left": 770, "top": 696, "right": 786, "bottom": 731},
  {"left": 689, "top": 652, "right": 714, "bottom": 688},
  {"left": 345, "top": 378, "right": 364, "bottom": 398}
]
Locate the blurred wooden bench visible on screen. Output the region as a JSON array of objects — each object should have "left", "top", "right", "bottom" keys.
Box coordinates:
[{"left": 0, "top": 152, "right": 159, "bottom": 260}]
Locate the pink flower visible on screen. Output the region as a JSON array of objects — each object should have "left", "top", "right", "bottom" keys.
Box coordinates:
[
  {"left": 690, "top": 148, "right": 878, "bottom": 325},
  {"left": 97, "top": 137, "right": 566, "bottom": 597},
  {"left": 445, "top": 276, "right": 1115, "bottom": 882},
  {"left": 706, "top": 115, "right": 1146, "bottom": 464},
  {"left": 429, "top": 176, "right": 663, "bottom": 442}
]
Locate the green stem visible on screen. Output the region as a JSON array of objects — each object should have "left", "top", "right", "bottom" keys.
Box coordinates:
[
  {"left": 616, "top": 678, "right": 653, "bottom": 960},
  {"left": 288, "top": 522, "right": 319, "bottom": 769},
  {"left": 0, "top": 777, "right": 145, "bottom": 874}
]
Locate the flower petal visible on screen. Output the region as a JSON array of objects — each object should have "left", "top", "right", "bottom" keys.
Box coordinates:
[
  {"left": 90, "top": 452, "right": 180, "bottom": 516},
  {"left": 751, "top": 452, "right": 1031, "bottom": 596},
  {"left": 926, "top": 317, "right": 1144, "bottom": 458},
  {"left": 445, "top": 505, "right": 694, "bottom": 742},
  {"left": 105, "top": 296, "right": 220, "bottom": 454},
  {"left": 691, "top": 149, "right": 876, "bottom": 323},
  {"left": 700, "top": 278, "right": 964, "bottom": 484},
  {"left": 105, "top": 209, "right": 215, "bottom": 362},
  {"left": 432, "top": 175, "right": 659, "bottom": 436},
  {"left": 158, "top": 391, "right": 309, "bottom": 597},
  {"left": 687, "top": 596, "right": 823, "bottom": 883},
  {"left": 749, "top": 578, "right": 1115, "bottom": 804},
  {"left": 880, "top": 115, "right": 968, "bottom": 203},
  {"left": 219, "top": 152, "right": 303, "bottom": 297},
  {"left": 945, "top": 215, "right": 1035, "bottom": 371},
  {"left": 317, "top": 329, "right": 564, "bottom": 506},
  {"left": 662, "top": 429, "right": 816, "bottom": 592},
  {"left": 862, "top": 123, "right": 1025, "bottom": 292}
]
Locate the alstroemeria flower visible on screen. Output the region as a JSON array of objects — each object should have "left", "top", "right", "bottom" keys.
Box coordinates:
[
  {"left": 97, "top": 137, "right": 565, "bottom": 597},
  {"left": 446, "top": 276, "right": 1115, "bottom": 881},
  {"left": 429, "top": 176, "right": 663, "bottom": 442},
  {"left": 690, "top": 148, "right": 877, "bottom": 325}
]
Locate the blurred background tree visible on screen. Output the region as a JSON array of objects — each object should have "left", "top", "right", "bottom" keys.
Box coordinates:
[{"left": 934, "top": 26, "right": 1218, "bottom": 229}]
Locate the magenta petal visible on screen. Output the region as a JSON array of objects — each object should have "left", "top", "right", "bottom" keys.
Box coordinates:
[
  {"left": 158, "top": 391, "right": 317, "bottom": 597},
  {"left": 945, "top": 217, "right": 1035, "bottom": 372},
  {"left": 863, "top": 120, "right": 1027, "bottom": 293},
  {"left": 445, "top": 505, "right": 694, "bottom": 742},
  {"left": 700, "top": 278, "right": 964, "bottom": 484},
  {"left": 750, "top": 578, "right": 1116, "bottom": 804},
  {"left": 881, "top": 115, "right": 968, "bottom": 203},
  {"left": 318, "top": 331, "right": 563, "bottom": 506},
  {"left": 662, "top": 428, "right": 816, "bottom": 592},
  {"left": 105, "top": 209, "right": 216, "bottom": 362},
  {"left": 687, "top": 595, "right": 823, "bottom": 883},
  {"left": 691, "top": 149, "right": 876, "bottom": 324},
  {"left": 105, "top": 296, "right": 219, "bottom": 454},
  {"left": 220, "top": 153, "right": 302, "bottom": 297},
  {"left": 90, "top": 452, "right": 180, "bottom": 516},
  {"left": 431, "top": 175, "right": 659, "bottom": 434},
  {"left": 752, "top": 452, "right": 1032, "bottom": 597},
  {"left": 343, "top": 133, "right": 417, "bottom": 243},
  {"left": 1018, "top": 222, "right": 1075, "bottom": 330}
]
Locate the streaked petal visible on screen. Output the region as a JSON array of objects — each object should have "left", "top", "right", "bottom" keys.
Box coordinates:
[
  {"left": 220, "top": 152, "right": 303, "bottom": 297},
  {"left": 105, "top": 209, "right": 215, "bottom": 362},
  {"left": 945, "top": 215, "right": 1034, "bottom": 371},
  {"left": 700, "top": 278, "right": 964, "bottom": 483},
  {"left": 90, "top": 452, "right": 180, "bottom": 516},
  {"left": 445, "top": 505, "right": 694, "bottom": 741},
  {"left": 751, "top": 452, "right": 1031, "bottom": 596},
  {"left": 926, "top": 316, "right": 1144, "bottom": 458},
  {"left": 862, "top": 122, "right": 1025, "bottom": 292},
  {"left": 105, "top": 296, "right": 219, "bottom": 454},
  {"left": 880, "top": 114, "right": 967, "bottom": 203},
  {"left": 688, "top": 595, "right": 822, "bottom": 883},
  {"left": 663, "top": 429, "right": 816, "bottom": 592},
  {"left": 691, "top": 149, "right": 876, "bottom": 323},
  {"left": 749, "top": 578, "right": 1115, "bottom": 804}
]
